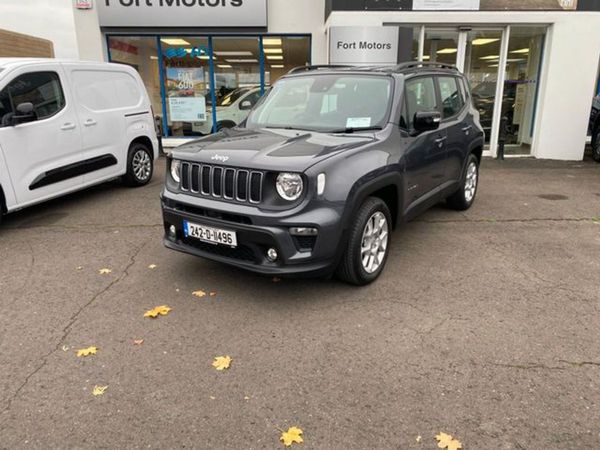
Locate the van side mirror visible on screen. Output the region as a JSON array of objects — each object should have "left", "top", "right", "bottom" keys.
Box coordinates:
[
  {"left": 12, "top": 102, "right": 36, "bottom": 125},
  {"left": 413, "top": 111, "right": 441, "bottom": 134},
  {"left": 239, "top": 100, "right": 252, "bottom": 110}
]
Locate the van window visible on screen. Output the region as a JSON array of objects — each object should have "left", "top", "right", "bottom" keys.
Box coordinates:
[
  {"left": 72, "top": 70, "right": 142, "bottom": 111},
  {"left": 0, "top": 71, "right": 65, "bottom": 127}
]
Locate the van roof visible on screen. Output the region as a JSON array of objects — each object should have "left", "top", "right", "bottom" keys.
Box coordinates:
[{"left": 0, "top": 58, "right": 129, "bottom": 71}]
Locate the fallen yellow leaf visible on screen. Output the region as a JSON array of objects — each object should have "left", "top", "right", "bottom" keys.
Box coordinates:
[
  {"left": 209, "top": 291, "right": 217, "bottom": 297},
  {"left": 212, "top": 355, "right": 232, "bottom": 371},
  {"left": 436, "top": 432, "right": 462, "bottom": 450},
  {"left": 76, "top": 266, "right": 83, "bottom": 271},
  {"left": 133, "top": 339, "right": 144, "bottom": 345},
  {"left": 98, "top": 268, "right": 112, "bottom": 275},
  {"left": 92, "top": 385, "right": 108, "bottom": 396},
  {"left": 76, "top": 346, "right": 98, "bottom": 357},
  {"left": 148, "top": 264, "right": 157, "bottom": 269},
  {"left": 192, "top": 290, "right": 206, "bottom": 298},
  {"left": 416, "top": 435, "right": 422, "bottom": 443},
  {"left": 280, "top": 426, "right": 303, "bottom": 447},
  {"left": 144, "top": 305, "right": 172, "bottom": 318}
]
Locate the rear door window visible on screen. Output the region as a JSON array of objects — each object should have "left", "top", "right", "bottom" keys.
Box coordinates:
[
  {"left": 438, "top": 76, "right": 464, "bottom": 119},
  {"left": 0, "top": 71, "right": 65, "bottom": 127}
]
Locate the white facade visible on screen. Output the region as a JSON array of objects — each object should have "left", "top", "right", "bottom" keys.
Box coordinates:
[{"left": 0, "top": 0, "right": 598, "bottom": 160}]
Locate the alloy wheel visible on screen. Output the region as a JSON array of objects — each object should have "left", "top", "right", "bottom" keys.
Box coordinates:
[
  {"left": 360, "top": 211, "right": 389, "bottom": 274},
  {"left": 464, "top": 161, "right": 478, "bottom": 203},
  {"left": 132, "top": 149, "right": 152, "bottom": 182}
]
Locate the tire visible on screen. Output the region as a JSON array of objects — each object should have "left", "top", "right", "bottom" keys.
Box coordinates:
[
  {"left": 592, "top": 127, "right": 600, "bottom": 162},
  {"left": 122, "top": 142, "right": 153, "bottom": 187},
  {"left": 336, "top": 197, "right": 392, "bottom": 286},
  {"left": 446, "top": 153, "right": 479, "bottom": 211},
  {"left": 216, "top": 121, "right": 236, "bottom": 132}
]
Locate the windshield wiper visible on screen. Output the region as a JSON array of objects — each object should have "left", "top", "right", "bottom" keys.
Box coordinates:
[
  {"left": 328, "top": 126, "right": 383, "bottom": 134},
  {"left": 264, "top": 126, "right": 315, "bottom": 132}
]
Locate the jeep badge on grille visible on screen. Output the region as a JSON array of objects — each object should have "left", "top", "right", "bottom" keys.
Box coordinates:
[{"left": 211, "top": 154, "right": 230, "bottom": 163}]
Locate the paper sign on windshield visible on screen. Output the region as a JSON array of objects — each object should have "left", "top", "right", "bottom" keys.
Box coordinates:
[{"left": 346, "top": 117, "right": 371, "bottom": 128}]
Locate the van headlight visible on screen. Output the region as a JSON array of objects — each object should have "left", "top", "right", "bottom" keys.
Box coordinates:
[
  {"left": 170, "top": 159, "right": 181, "bottom": 183},
  {"left": 276, "top": 172, "right": 303, "bottom": 201}
]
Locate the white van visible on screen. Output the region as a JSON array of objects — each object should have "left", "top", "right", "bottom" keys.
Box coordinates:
[{"left": 0, "top": 58, "right": 158, "bottom": 223}]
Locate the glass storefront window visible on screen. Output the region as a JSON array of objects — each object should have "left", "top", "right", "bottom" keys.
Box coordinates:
[
  {"left": 500, "top": 27, "right": 545, "bottom": 155},
  {"left": 107, "top": 36, "right": 162, "bottom": 132},
  {"left": 264, "top": 36, "right": 310, "bottom": 85},
  {"left": 212, "top": 37, "right": 261, "bottom": 132},
  {"left": 463, "top": 29, "right": 503, "bottom": 147},
  {"left": 423, "top": 29, "right": 459, "bottom": 65},
  {"left": 160, "top": 37, "right": 211, "bottom": 137},
  {"left": 107, "top": 34, "right": 311, "bottom": 138}
]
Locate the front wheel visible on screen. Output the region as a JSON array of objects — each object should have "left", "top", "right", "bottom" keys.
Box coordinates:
[
  {"left": 336, "top": 197, "right": 392, "bottom": 286},
  {"left": 446, "top": 154, "right": 479, "bottom": 211},
  {"left": 123, "top": 142, "right": 153, "bottom": 187}
]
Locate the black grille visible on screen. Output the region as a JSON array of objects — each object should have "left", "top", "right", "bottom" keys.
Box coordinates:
[
  {"left": 293, "top": 235, "right": 317, "bottom": 252},
  {"left": 180, "top": 162, "right": 263, "bottom": 204},
  {"left": 182, "top": 237, "right": 257, "bottom": 263}
]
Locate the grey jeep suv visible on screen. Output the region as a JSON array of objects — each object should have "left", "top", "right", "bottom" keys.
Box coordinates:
[{"left": 161, "top": 62, "right": 485, "bottom": 285}]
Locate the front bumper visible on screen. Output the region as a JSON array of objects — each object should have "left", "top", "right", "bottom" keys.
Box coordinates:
[{"left": 161, "top": 191, "right": 345, "bottom": 277}]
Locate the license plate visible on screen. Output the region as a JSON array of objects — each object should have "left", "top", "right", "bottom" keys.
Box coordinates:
[{"left": 183, "top": 221, "right": 237, "bottom": 247}]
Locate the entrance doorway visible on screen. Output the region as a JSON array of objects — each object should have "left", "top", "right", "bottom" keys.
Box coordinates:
[{"left": 398, "top": 24, "right": 547, "bottom": 156}]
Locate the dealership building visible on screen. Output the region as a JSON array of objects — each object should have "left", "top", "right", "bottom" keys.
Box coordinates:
[{"left": 2, "top": 0, "right": 599, "bottom": 160}]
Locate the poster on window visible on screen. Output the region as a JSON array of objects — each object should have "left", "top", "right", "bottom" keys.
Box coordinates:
[{"left": 166, "top": 68, "right": 206, "bottom": 122}]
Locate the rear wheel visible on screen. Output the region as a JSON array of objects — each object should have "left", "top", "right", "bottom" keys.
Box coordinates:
[
  {"left": 336, "top": 197, "right": 392, "bottom": 286},
  {"left": 446, "top": 153, "right": 479, "bottom": 210},
  {"left": 123, "top": 142, "right": 153, "bottom": 187}
]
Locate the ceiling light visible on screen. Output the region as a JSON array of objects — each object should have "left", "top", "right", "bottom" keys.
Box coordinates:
[
  {"left": 266, "top": 55, "right": 283, "bottom": 60},
  {"left": 271, "top": 64, "right": 285, "bottom": 68},
  {"left": 150, "top": 56, "right": 158, "bottom": 60},
  {"left": 225, "top": 58, "right": 258, "bottom": 63},
  {"left": 510, "top": 48, "right": 530, "bottom": 54},
  {"left": 199, "top": 55, "right": 210, "bottom": 60},
  {"left": 263, "top": 38, "right": 282, "bottom": 46},
  {"left": 263, "top": 48, "right": 282, "bottom": 54},
  {"left": 160, "top": 38, "right": 190, "bottom": 46},
  {"left": 437, "top": 48, "right": 457, "bottom": 54},
  {"left": 480, "top": 55, "right": 499, "bottom": 60},
  {"left": 488, "top": 64, "right": 499, "bottom": 67},
  {"left": 506, "top": 58, "right": 526, "bottom": 62},
  {"left": 472, "top": 38, "right": 500, "bottom": 46},
  {"left": 217, "top": 64, "right": 232, "bottom": 68},
  {"left": 422, "top": 55, "right": 430, "bottom": 60},
  {"left": 213, "top": 51, "right": 253, "bottom": 56}
]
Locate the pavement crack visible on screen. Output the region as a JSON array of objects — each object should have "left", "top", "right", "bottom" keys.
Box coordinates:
[
  {"left": 0, "top": 241, "right": 146, "bottom": 426},
  {"left": 557, "top": 359, "right": 600, "bottom": 368},
  {"left": 489, "top": 362, "right": 567, "bottom": 371}
]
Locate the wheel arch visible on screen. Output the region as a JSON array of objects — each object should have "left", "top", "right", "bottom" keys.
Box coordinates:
[
  {"left": 129, "top": 135, "right": 154, "bottom": 159},
  {"left": 0, "top": 184, "right": 5, "bottom": 214}
]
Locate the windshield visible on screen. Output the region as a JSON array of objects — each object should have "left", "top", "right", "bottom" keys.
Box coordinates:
[
  {"left": 218, "top": 87, "right": 253, "bottom": 107},
  {"left": 245, "top": 74, "right": 393, "bottom": 132}
]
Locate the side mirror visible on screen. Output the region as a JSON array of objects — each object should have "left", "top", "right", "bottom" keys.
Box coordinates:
[
  {"left": 12, "top": 102, "right": 36, "bottom": 125},
  {"left": 239, "top": 100, "right": 252, "bottom": 110},
  {"left": 413, "top": 110, "right": 441, "bottom": 134}
]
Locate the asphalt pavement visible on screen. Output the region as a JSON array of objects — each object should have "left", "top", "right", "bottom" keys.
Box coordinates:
[{"left": 1, "top": 156, "right": 599, "bottom": 449}]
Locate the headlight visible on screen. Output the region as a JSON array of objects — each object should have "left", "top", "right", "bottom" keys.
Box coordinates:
[
  {"left": 170, "top": 159, "right": 181, "bottom": 183},
  {"left": 276, "top": 172, "right": 303, "bottom": 201}
]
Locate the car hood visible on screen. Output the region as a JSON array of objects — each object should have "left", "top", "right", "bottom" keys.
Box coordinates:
[{"left": 170, "top": 127, "right": 378, "bottom": 172}]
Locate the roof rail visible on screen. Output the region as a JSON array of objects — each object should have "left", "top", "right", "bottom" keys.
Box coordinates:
[
  {"left": 389, "top": 61, "right": 458, "bottom": 72},
  {"left": 287, "top": 64, "right": 354, "bottom": 74}
]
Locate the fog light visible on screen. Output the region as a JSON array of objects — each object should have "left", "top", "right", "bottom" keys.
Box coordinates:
[
  {"left": 289, "top": 227, "right": 318, "bottom": 236},
  {"left": 267, "top": 247, "right": 278, "bottom": 262},
  {"left": 168, "top": 225, "right": 176, "bottom": 238}
]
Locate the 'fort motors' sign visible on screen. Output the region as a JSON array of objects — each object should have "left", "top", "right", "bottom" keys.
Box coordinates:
[
  {"left": 97, "top": 0, "right": 267, "bottom": 27},
  {"left": 329, "top": 27, "right": 399, "bottom": 65}
]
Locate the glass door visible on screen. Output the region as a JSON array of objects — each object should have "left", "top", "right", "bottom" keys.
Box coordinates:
[
  {"left": 463, "top": 29, "right": 503, "bottom": 149},
  {"left": 423, "top": 28, "right": 460, "bottom": 66}
]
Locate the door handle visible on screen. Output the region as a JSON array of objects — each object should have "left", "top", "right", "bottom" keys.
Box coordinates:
[
  {"left": 434, "top": 136, "right": 447, "bottom": 148},
  {"left": 60, "top": 123, "right": 76, "bottom": 131},
  {"left": 83, "top": 119, "right": 97, "bottom": 127},
  {"left": 462, "top": 125, "right": 472, "bottom": 133}
]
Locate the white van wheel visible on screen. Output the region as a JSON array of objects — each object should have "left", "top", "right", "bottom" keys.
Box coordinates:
[{"left": 123, "top": 142, "right": 153, "bottom": 187}]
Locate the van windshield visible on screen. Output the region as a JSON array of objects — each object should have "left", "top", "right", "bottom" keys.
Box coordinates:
[{"left": 245, "top": 74, "right": 392, "bottom": 132}]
